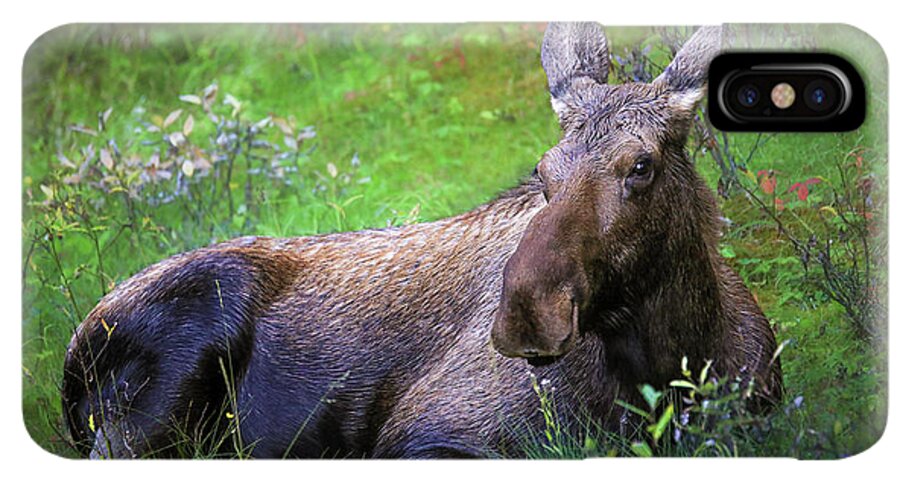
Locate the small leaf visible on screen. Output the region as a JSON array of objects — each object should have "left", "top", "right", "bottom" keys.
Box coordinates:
[
  {"left": 760, "top": 173, "right": 776, "bottom": 195},
  {"left": 100, "top": 318, "right": 117, "bottom": 340},
  {"left": 88, "top": 414, "right": 95, "bottom": 433},
  {"left": 405, "top": 203, "right": 421, "bottom": 225},
  {"left": 63, "top": 174, "right": 82, "bottom": 185},
  {"left": 57, "top": 152, "right": 76, "bottom": 169},
  {"left": 699, "top": 360, "right": 713, "bottom": 384},
  {"left": 640, "top": 384, "right": 662, "bottom": 412},
  {"left": 168, "top": 132, "right": 187, "bottom": 148},
  {"left": 630, "top": 442, "right": 653, "bottom": 458},
  {"left": 179, "top": 94, "right": 202, "bottom": 105},
  {"left": 650, "top": 404, "right": 674, "bottom": 441},
  {"left": 253, "top": 116, "right": 272, "bottom": 130},
  {"left": 224, "top": 94, "right": 242, "bottom": 117},
  {"left": 297, "top": 126, "right": 316, "bottom": 141},
  {"left": 327, "top": 162, "right": 338, "bottom": 178},
  {"left": 273, "top": 117, "right": 294, "bottom": 135},
  {"left": 669, "top": 379, "right": 698, "bottom": 390},
  {"left": 99, "top": 107, "right": 113, "bottom": 132},
  {"left": 183, "top": 114, "right": 195, "bottom": 136},
  {"left": 39, "top": 184, "right": 54, "bottom": 200},
  {"left": 163, "top": 109, "right": 183, "bottom": 129},
  {"left": 68, "top": 124, "right": 98, "bottom": 136},
  {"left": 614, "top": 399, "right": 650, "bottom": 419},
  {"left": 100, "top": 148, "right": 114, "bottom": 170},
  {"left": 769, "top": 340, "right": 790, "bottom": 367},
  {"left": 804, "top": 177, "right": 822, "bottom": 186},
  {"left": 182, "top": 159, "right": 195, "bottom": 177},
  {"left": 194, "top": 158, "right": 212, "bottom": 171},
  {"left": 797, "top": 184, "right": 809, "bottom": 201},
  {"left": 203, "top": 83, "right": 219, "bottom": 107},
  {"left": 819, "top": 206, "right": 838, "bottom": 217}
]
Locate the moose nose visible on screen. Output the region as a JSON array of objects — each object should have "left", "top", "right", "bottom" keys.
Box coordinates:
[{"left": 491, "top": 293, "right": 580, "bottom": 359}]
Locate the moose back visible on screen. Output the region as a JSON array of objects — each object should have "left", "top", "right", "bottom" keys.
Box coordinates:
[{"left": 62, "top": 23, "right": 782, "bottom": 459}]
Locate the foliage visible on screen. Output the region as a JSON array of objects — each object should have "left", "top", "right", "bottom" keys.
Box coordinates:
[{"left": 520, "top": 352, "right": 879, "bottom": 459}]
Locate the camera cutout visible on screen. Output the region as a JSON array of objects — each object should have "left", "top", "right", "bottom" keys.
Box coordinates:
[{"left": 709, "top": 53, "right": 865, "bottom": 132}]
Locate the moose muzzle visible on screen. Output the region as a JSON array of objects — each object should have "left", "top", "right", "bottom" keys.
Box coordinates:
[
  {"left": 491, "top": 209, "right": 591, "bottom": 359},
  {"left": 492, "top": 288, "right": 580, "bottom": 359}
]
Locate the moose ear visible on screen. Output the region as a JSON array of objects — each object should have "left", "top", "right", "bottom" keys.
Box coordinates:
[
  {"left": 541, "top": 22, "right": 609, "bottom": 122},
  {"left": 654, "top": 26, "right": 723, "bottom": 113}
]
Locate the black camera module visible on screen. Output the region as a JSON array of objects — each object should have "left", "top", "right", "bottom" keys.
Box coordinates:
[
  {"left": 710, "top": 53, "right": 864, "bottom": 132},
  {"left": 737, "top": 84, "right": 761, "bottom": 108}
]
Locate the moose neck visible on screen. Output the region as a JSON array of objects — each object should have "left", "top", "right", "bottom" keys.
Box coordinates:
[{"left": 601, "top": 162, "right": 729, "bottom": 387}]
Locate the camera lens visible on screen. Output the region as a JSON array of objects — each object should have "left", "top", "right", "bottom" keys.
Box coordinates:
[
  {"left": 804, "top": 80, "right": 837, "bottom": 112},
  {"left": 810, "top": 87, "right": 827, "bottom": 106},
  {"left": 737, "top": 84, "right": 760, "bottom": 108}
]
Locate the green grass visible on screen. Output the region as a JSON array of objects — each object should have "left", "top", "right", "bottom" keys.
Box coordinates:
[{"left": 22, "top": 24, "right": 886, "bottom": 458}]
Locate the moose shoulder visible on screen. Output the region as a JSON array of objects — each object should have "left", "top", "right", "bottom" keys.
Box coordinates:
[{"left": 62, "top": 23, "right": 782, "bottom": 459}]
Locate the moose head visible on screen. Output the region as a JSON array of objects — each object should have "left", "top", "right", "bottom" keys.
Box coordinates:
[{"left": 491, "top": 23, "right": 725, "bottom": 360}]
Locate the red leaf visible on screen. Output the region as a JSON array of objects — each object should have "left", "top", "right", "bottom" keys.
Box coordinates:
[
  {"left": 804, "top": 177, "right": 822, "bottom": 186},
  {"left": 775, "top": 198, "right": 785, "bottom": 211},
  {"left": 857, "top": 177, "right": 873, "bottom": 195},
  {"left": 797, "top": 184, "right": 809, "bottom": 201},
  {"left": 787, "top": 182, "right": 801, "bottom": 193},
  {"left": 760, "top": 174, "right": 777, "bottom": 195}
]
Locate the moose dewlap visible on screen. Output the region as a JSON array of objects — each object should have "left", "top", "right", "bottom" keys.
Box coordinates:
[{"left": 62, "top": 23, "right": 782, "bottom": 459}]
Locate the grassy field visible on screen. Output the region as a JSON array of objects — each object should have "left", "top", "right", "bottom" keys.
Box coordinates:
[{"left": 22, "top": 24, "right": 887, "bottom": 458}]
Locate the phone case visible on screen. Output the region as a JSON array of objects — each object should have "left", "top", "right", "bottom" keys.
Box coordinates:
[{"left": 22, "top": 23, "right": 887, "bottom": 459}]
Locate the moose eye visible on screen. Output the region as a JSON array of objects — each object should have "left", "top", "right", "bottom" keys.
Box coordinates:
[
  {"left": 623, "top": 156, "right": 656, "bottom": 198},
  {"left": 631, "top": 158, "right": 652, "bottom": 177}
]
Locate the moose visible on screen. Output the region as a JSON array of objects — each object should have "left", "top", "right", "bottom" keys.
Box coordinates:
[{"left": 63, "top": 23, "right": 782, "bottom": 459}]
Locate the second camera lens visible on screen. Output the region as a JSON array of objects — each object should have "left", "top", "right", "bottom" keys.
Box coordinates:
[{"left": 737, "top": 84, "right": 760, "bottom": 108}]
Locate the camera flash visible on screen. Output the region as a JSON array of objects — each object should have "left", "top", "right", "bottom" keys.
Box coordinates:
[{"left": 771, "top": 82, "right": 796, "bottom": 109}]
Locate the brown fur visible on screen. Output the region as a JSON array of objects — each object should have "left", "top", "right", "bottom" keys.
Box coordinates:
[{"left": 63, "top": 24, "right": 781, "bottom": 459}]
